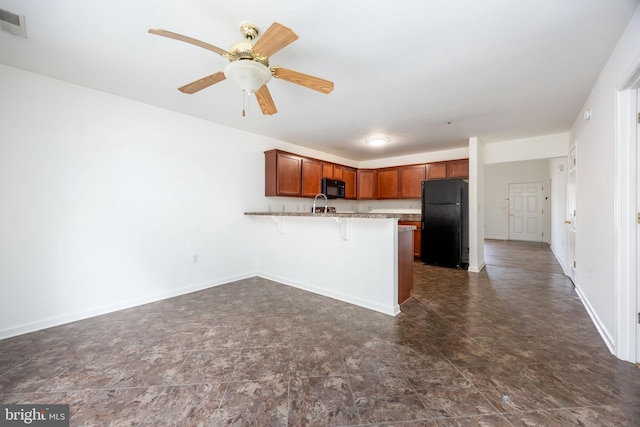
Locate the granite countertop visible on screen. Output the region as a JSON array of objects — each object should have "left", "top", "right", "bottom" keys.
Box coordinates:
[
  {"left": 244, "top": 212, "right": 403, "bottom": 219},
  {"left": 399, "top": 214, "right": 421, "bottom": 222},
  {"left": 245, "top": 211, "right": 417, "bottom": 231}
]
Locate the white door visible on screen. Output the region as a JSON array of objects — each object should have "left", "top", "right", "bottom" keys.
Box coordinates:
[
  {"left": 508, "top": 182, "right": 543, "bottom": 242},
  {"left": 568, "top": 146, "right": 577, "bottom": 283}
]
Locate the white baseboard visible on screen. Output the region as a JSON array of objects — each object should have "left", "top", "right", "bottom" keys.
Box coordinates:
[
  {"left": 468, "top": 261, "right": 486, "bottom": 273},
  {"left": 574, "top": 285, "right": 615, "bottom": 355},
  {"left": 0, "top": 272, "right": 256, "bottom": 340},
  {"left": 257, "top": 273, "right": 400, "bottom": 316},
  {"left": 550, "top": 246, "right": 569, "bottom": 276}
]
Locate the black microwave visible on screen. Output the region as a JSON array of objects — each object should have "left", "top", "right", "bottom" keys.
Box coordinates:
[{"left": 321, "top": 178, "right": 346, "bottom": 199}]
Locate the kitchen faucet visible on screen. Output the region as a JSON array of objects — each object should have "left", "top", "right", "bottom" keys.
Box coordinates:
[{"left": 312, "top": 193, "right": 328, "bottom": 213}]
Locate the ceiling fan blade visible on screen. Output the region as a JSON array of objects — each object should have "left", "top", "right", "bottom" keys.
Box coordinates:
[
  {"left": 272, "top": 67, "right": 334, "bottom": 94},
  {"left": 148, "top": 29, "right": 229, "bottom": 57},
  {"left": 255, "top": 85, "right": 277, "bottom": 115},
  {"left": 178, "top": 71, "right": 226, "bottom": 94},
  {"left": 252, "top": 22, "right": 299, "bottom": 58}
]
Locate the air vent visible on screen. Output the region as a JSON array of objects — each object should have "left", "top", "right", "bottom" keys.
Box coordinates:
[{"left": 0, "top": 8, "right": 26, "bottom": 38}]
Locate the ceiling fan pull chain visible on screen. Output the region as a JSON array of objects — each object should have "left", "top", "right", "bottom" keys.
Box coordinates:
[{"left": 242, "top": 90, "right": 247, "bottom": 117}]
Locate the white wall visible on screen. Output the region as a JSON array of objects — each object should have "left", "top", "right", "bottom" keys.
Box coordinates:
[
  {"left": 0, "top": 65, "right": 276, "bottom": 338},
  {"left": 468, "top": 137, "right": 485, "bottom": 273},
  {"left": 359, "top": 147, "right": 469, "bottom": 169},
  {"left": 569, "top": 4, "right": 640, "bottom": 352},
  {"left": 549, "top": 157, "right": 569, "bottom": 273},
  {"left": 484, "top": 159, "right": 551, "bottom": 242},
  {"left": 483, "top": 133, "right": 569, "bottom": 164}
]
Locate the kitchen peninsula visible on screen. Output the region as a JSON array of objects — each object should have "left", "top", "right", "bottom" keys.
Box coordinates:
[{"left": 245, "top": 211, "right": 414, "bottom": 315}]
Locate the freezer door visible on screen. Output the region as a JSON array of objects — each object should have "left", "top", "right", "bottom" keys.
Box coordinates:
[
  {"left": 421, "top": 204, "right": 462, "bottom": 268},
  {"left": 422, "top": 179, "right": 462, "bottom": 204}
]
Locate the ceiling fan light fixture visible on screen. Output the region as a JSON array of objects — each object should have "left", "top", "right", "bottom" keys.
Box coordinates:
[
  {"left": 365, "top": 137, "right": 389, "bottom": 146},
  {"left": 224, "top": 60, "right": 272, "bottom": 94}
]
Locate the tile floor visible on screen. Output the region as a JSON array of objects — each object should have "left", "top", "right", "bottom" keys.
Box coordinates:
[{"left": 1, "top": 240, "right": 639, "bottom": 426}]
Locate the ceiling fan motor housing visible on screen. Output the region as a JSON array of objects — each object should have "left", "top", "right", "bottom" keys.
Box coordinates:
[{"left": 227, "top": 40, "right": 269, "bottom": 66}]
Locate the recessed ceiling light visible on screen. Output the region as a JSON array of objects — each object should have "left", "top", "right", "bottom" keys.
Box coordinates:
[{"left": 365, "top": 137, "right": 389, "bottom": 146}]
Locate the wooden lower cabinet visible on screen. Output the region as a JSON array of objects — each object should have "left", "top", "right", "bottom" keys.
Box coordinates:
[
  {"left": 397, "top": 228, "right": 414, "bottom": 304},
  {"left": 399, "top": 221, "right": 421, "bottom": 258}
]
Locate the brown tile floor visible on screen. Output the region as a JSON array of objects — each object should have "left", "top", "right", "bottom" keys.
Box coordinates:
[{"left": 1, "top": 240, "right": 640, "bottom": 426}]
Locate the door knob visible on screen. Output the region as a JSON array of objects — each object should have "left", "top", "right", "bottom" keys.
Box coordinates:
[{"left": 564, "top": 220, "right": 571, "bottom": 224}]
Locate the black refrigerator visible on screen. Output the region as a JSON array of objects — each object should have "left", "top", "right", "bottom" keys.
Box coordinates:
[{"left": 421, "top": 179, "right": 469, "bottom": 269}]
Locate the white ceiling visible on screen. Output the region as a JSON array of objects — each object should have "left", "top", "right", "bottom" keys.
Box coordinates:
[{"left": 0, "top": 1, "right": 637, "bottom": 161}]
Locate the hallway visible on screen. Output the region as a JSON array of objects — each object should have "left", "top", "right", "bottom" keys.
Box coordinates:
[
  {"left": 413, "top": 239, "right": 640, "bottom": 424},
  {"left": 0, "top": 240, "right": 639, "bottom": 425}
]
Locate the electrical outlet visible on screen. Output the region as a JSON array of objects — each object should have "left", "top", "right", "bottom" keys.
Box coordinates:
[{"left": 193, "top": 255, "right": 199, "bottom": 264}]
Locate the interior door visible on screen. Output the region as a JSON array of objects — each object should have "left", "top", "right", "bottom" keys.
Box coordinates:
[
  {"left": 567, "top": 146, "right": 577, "bottom": 283},
  {"left": 508, "top": 182, "right": 543, "bottom": 242}
]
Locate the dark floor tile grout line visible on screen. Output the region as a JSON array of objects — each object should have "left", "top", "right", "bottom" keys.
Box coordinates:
[
  {"left": 338, "top": 346, "right": 362, "bottom": 426},
  {"left": 484, "top": 263, "right": 568, "bottom": 277}
]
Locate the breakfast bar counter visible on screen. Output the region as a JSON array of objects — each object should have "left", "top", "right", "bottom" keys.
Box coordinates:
[
  {"left": 245, "top": 211, "right": 414, "bottom": 315},
  {"left": 244, "top": 211, "right": 403, "bottom": 218}
]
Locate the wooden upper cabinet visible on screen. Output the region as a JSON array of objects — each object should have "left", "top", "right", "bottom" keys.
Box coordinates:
[
  {"left": 399, "top": 165, "right": 426, "bottom": 199},
  {"left": 265, "top": 150, "right": 302, "bottom": 196},
  {"left": 322, "top": 163, "right": 333, "bottom": 178},
  {"left": 426, "top": 162, "right": 448, "bottom": 180},
  {"left": 266, "top": 149, "right": 468, "bottom": 199},
  {"left": 447, "top": 159, "right": 469, "bottom": 178},
  {"left": 333, "top": 165, "right": 344, "bottom": 180},
  {"left": 426, "top": 159, "right": 469, "bottom": 180},
  {"left": 343, "top": 167, "right": 357, "bottom": 199},
  {"left": 302, "top": 157, "right": 323, "bottom": 197},
  {"left": 377, "top": 167, "right": 399, "bottom": 199},
  {"left": 357, "top": 169, "right": 376, "bottom": 200},
  {"left": 322, "top": 162, "right": 345, "bottom": 180}
]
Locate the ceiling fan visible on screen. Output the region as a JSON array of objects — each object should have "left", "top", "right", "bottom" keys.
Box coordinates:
[{"left": 148, "top": 22, "right": 334, "bottom": 115}]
